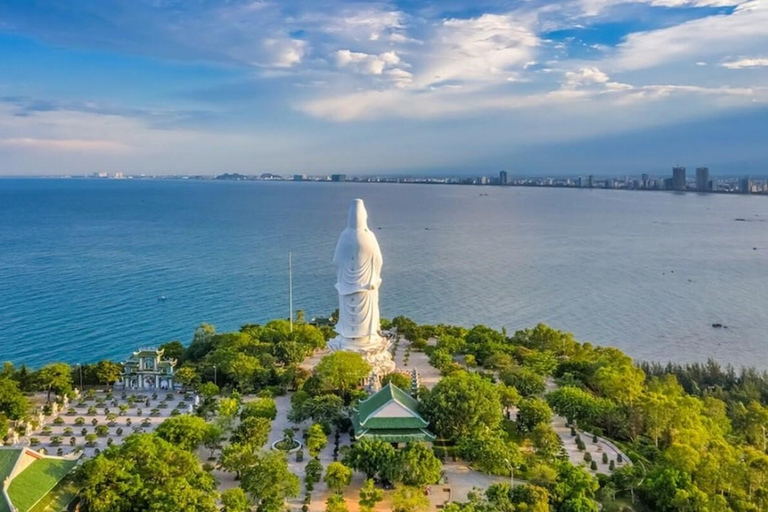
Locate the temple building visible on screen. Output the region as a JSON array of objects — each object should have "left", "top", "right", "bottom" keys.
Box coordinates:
[
  {"left": 352, "top": 382, "right": 435, "bottom": 445},
  {"left": 118, "top": 348, "right": 176, "bottom": 391}
]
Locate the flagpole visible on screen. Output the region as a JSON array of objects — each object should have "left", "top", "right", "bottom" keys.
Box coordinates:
[{"left": 289, "top": 251, "right": 293, "bottom": 333}]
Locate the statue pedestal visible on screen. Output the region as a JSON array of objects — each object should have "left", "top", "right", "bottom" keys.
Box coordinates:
[{"left": 327, "top": 335, "right": 396, "bottom": 375}]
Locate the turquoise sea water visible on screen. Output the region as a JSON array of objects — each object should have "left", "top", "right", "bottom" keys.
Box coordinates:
[{"left": 0, "top": 179, "right": 767, "bottom": 368}]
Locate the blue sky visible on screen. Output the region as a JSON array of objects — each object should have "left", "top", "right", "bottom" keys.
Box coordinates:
[{"left": 0, "top": 0, "right": 766, "bottom": 176}]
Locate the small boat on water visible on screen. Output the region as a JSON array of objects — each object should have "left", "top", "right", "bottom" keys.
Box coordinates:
[{"left": 158, "top": 295, "right": 167, "bottom": 301}]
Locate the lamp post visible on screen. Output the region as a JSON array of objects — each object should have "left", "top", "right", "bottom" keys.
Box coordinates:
[
  {"left": 213, "top": 365, "right": 217, "bottom": 387},
  {"left": 504, "top": 458, "right": 514, "bottom": 488},
  {"left": 77, "top": 364, "right": 83, "bottom": 391}
]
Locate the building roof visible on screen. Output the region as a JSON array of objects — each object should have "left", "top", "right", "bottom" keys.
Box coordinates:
[{"left": 353, "top": 383, "right": 434, "bottom": 441}]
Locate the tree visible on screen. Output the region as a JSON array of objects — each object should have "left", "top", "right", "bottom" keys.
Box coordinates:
[
  {"left": 314, "top": 352, "right": 371, "bottom": 401},
  {"left": 457, "top": 430, "right": 521, "bottom": 476},
  {"left": 394, "top": 442, "right": 442, "bottom": 487},
  {"left": 77, "top": 433, "right": 218, "bottom": 512},
  {"left": 324, "top": 461, "right": 353, "bottom": 494},
  {"left": 343, "top": 437, "right": 396, "bottom": 480},
  {"left": 382, "top": 372, "right": 411, "bottom": 390},
  {"left": 221, "top": 488, "right": 252, "bottom": 512},
  {"left": 240, "top": 451, "right": 300, "bottom": 512},
  {"left": 198, "top": 382, "right": 220, "bottom": 399},
  {"left": 175, "top": 366, "right": 198, "bottom": 388},
  {"left": 219, "top": 442, "right": 259, "bottom": 480},
  {"left": 391, "top": 485, "right": 429, "bottom": 512},
  {"left": 306, "top": 423, "right": 328, "bottom": 458},
  {"left": 241, "top": 397, "right": 277, "bottom": 421},
  {"left": 0, "top": 378, "right": 29, "bottom": 420},
  {"left": 421, "top": 372, "right": 503, "bottom": 439},
  {"left": 232, "top": 416, "right": 272, "bottom": 447},
  {"left": 593, "top": 364, "right": 645, "bottom": 407},
  {"left": 359, "top": 478, "right": 383, "bottom": 512},
  {"left": 155, "top": 414, "right": 218, "bottom": 451},
  {"left": 203, "top": 423, "right": 222, "bottom": 457},
  {"left": 516, "top": 398, "right": 553, "bottom": 433},
  {"left": 94, "top": 361, "right": 122, "bottom": 387},
  {"left": 289, "top": 394, "right": 344, "bottom": 426},
  {"left": 38, "top": 362, "right": 72, "bottom": 401},
  {"left": 532, "top": 423, "right": 562, "bottom": 460},
  {"left": 217, "top": 396, "right": 240, "bottom": 431},
  {"left": 325, "top": 494, "right": 349, "bottom": 512},
  {"left": 187, "top": 323, "right": 216, "bottom": 362},
  {"left": 499, "top": 367, "right": 546, "bottom": 397},
  {"left": 159, "top": 341, "right": 186, "bottom": 365}
]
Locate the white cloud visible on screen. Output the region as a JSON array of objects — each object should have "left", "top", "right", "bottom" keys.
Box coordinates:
[
  {"left": 335, "top": 49, "right": 405, "bottom": 76},
  {"left": 722, "top": 57, "right": 768, "bottom": 68},
  {"left": 609, "top": 1, "right": 768, "bottom": 71},
  {"left": 0, "top": 138, "right": 130, "bottom": 153},
  {"left": 262, "top": 38, "right": 306, "bottom": 68},
  {"left": 414, "top": 14, "right": 539, "bottom": 88},
  {"left": 563, "top": 67, "right": 610, "bottom": 88}
]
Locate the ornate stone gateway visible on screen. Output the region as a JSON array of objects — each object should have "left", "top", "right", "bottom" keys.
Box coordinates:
[
  {"left": 327, "top": 199, "right": 395, "bottom": 375},
  {"left": 117, "top": 348, "right": 177, "bottom": 391}
]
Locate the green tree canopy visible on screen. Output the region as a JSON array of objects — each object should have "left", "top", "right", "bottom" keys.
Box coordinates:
[
  {"left": 155, "top": 414, "right": 218, "bottom": 452},
  {"left": 231, "top": 416, "right": 272, "bottom": 448},
  {"left": 94, "top": 360, "right": 122, "bottom": 386},
  {"left": 516, "top": 397, "right": 553, "bottom": 434},
  {"left": 241, "top": 397, "right": 277, "bottom": 421},
  {"left": 37, "top": 362, "right": 72, "bottom": 401},
  {"left": 343, "top": 437, "right": 396, "bottom": 480},
  {"left": 313, "top": 352, "right": 371, "bottom": 401},
  {"left": 0, "top": 377, "right": 29, "bottom": 420},
  {"left": 240, "top": 450, "right": 300, "bottom": 512},
  {"left": 394, "top": 442, "right": 442, "bottom": 487},
  {"left": 221, "top": 488, "right": 252, "bottom": 512},
  {"left": 324, "top": 461, "right": 353, "bottom": 494},
  {"left": 77, "top": 433, "right": 218, "bottom": 512},
  {"left": 422, "top": 372, "right": 503, "bottom": 439},
  {"left": 359, "top": 478, "right": 384, "bottom": 512}
]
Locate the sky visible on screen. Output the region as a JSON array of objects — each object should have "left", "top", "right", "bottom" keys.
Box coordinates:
[{"left": 0, "top": 0, "right": 766, "bottom": 176}]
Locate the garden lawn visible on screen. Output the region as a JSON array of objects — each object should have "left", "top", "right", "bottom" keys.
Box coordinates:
[{"left": 7, "top": 459, "right": 78, "bottom": 512}]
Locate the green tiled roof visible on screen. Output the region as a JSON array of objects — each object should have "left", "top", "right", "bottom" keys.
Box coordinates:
[{"left": 353, "top": 383, "right": 430, "bottom": 432}]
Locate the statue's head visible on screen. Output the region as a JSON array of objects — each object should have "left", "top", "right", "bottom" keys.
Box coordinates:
[{"left": 347, "top": 198, "right": 368, "bottom": 230}]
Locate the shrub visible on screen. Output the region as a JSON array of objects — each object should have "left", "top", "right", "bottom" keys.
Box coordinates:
[
  {"left": 50, "top": 436, "right": 62, "bottom": 446},
  {"left": 81, "top": 428, "right": 88, "bottom": 436},
  {"left": 602, "top": 453, "right": 609, "bottom": 464},
  {"left": 116, "top": 428, "right": 124, "bottom": 436},
  {"left": 67, "top": 408, "right": 76, "bottom": 416},
  {"left": 617, "top": 454, "right": 623, "bottom": 463},
  {"left": 96, "top": 425, "right": 109, "bottom": 437},
  {"left": 70, "top": 437, "right": 76, "bottom": 446},
  {"left": 609, "top": 460, "right": 615, "bottom": 471},
  {"left": 87, "top": 406, "right": 97, "bottom": 416},
  {"left": 30, "top": 437, "right": 40, "bottom": 446},
  {"left": 584, "top": 452, "right": 592, "bottom": 462},
  {"left": 75, "top": 417, "right": 85, "bottom": 426},
  {"left": 592, "top": 434, "right": 598, "bottom": 443},
  {"left": 57, "top": 448, "right": 63, "bottom": 456},
  {"left": 590, "top": 461, "right": 598, "bottom": 471},
  {"left": 91, "top": 418, "right": 99, "bottom": 426},
  {"left": 570, "top": 427, "right": 576, "bottom": 436},
  {"left": 64, "top": 427, "right": 73, "bottom": 435},
  {"left": 170, "top": 409, "right": 180, "bottom": 416}
]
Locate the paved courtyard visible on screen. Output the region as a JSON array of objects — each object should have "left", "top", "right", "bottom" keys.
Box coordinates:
[{"left": 22, "top": 390, "right": 196, "bottom": 458}]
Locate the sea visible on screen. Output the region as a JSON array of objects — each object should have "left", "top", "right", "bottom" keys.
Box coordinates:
[{"left": 0, "top": 178, "right": 766, "bottom": 369}]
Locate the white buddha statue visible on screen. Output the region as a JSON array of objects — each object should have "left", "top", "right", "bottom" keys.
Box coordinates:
[{"left": 328, "top": 199, "right": 395, "bottom": 374}]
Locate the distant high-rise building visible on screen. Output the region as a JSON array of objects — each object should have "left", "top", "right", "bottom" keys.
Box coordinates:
[
  {"left": 741, "top": 176, "right": 752, "bottom": 194},
  {"left": 588, "top": 175, "right": 594, "bottom": 188},
  {"left": 672, "top": 166, "right": 686, "bottom": 191},
  {"left": 499, "top": 170, "right": 509, "bottom": 185},
  {"left": 641, "top": 173, "right": 649, "bottom": 189},
  {"left": 294, "top": 174, "right": 307, "bottom": 181},
  {"left": 695, "top": 167, "right": 710, "bottom": 192},
  {"left": 331, "top": 174, "right": 347, "bottom": 182}
]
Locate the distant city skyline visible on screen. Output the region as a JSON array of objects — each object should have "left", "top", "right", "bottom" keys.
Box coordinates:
[{"left": 0, "top": 1, "right": 767, "bottom": 176}]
